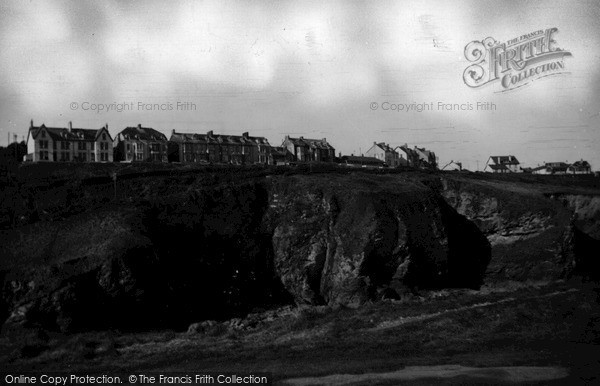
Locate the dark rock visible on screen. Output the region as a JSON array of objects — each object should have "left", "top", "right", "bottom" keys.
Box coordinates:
[
  {"left": 187, "top": 320, "right": 217, "bottom": 334},
  {"left": 1, "top": 174, "right": 493, "bottom": 333}
]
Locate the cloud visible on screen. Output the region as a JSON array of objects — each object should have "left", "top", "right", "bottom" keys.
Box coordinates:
[{"left": 0, "top": 0, "right": 599, "bottom": 170}]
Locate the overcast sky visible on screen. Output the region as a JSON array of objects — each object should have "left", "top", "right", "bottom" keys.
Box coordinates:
[{"left": 1, "top": 0, "right": 599, "bottom": 170}]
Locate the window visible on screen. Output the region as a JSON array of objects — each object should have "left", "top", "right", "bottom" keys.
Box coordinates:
[
  {"left": 100, "top": 153, "right": 108, "bottom": 161},
  {"left": 102, "top": 133, "right": 107, "bottom": 140},
  {"left": 78, "top": 142, "right": 86, "bottom": 150},
  {"left": 126, "top": 144, "right": 130, "bottom": 151},
  {"left": 41, "top": 131, "right": 46, "bottom": 138},
  {"left": 79, "top": 152, "right": 86, "bottom": 161},
  {"left": 39, "top": 150, "right": 48, "bottom": 160},
  {"left": 39, "top": 140, "right": 48, "bottom": 149},
  {"left": 91, "top": 153, "right": 95, "bottom": 162},
  {"left": 90, "top": 142, "right": 95, "bottom": 151},
  {"left": 60, "top": 141, "right": 70, "bottom": 150}
]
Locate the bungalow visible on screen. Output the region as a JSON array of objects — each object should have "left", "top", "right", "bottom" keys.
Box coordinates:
[
  {"left": 365, "top": 142, "right": 404, "bottom": 167},
  {"left": 24, "top": 120, "right": 113, "bottom": 162},
  {"left": 113, "top": 124, "right": 168, "bottom": 162},
  {"left": 567, "top": 160, "right": 592, "bottom": 174},
  {"left": 339, "top": 155, "right": 386, "bottom": 168},
  {"left": 168, "top": 130, "right": 270, "bottom": 164},
  {"left": 281, "top": 136, "right": 335, "bottom": 162},
  {"left": 531, "top": 162, "right": 569, "bottom": 175},
  {"left": 484, "top": 155, "right": 520, "bottom": 173}
]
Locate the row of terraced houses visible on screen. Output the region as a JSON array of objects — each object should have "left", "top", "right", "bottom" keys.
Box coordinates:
[
  {"left": 24, "top": 121, "right": 336, "bottom": 166},
  {"left": 24, "top": 120, "right": 592, "bottom": 172}
]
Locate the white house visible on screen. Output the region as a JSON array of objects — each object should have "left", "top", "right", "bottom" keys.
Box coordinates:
[
  {"left": 484, "top": 155, "right": 520, "bottom": 173},
  {"left": 25, "top": 120, "right": 113, "bottom": 162}
]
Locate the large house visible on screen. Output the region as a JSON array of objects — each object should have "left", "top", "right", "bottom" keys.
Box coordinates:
[
  {"left": 113, "top": 124, "right": 168, "bottom": 162},
  {"left": 365, "top": 142, "right": 404, "bottom": 167},
  {"left": 281, "top": 136, "right": 335, "bottom": 162},
  {"left": 398, "top": 144, "right": 437, "bottom": 169},
  {"left": 484, "top": 155, "right": 520, "bottom": 173},
  {"left": 168, "top": 130, "right": 270, "bottom": 164},
  {"left": 24, "top": 120, "right": 113, "bottom": 162}
]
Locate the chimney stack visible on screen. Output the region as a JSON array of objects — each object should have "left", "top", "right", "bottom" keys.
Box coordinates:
[
  {"left": 207, "top": 130, "right": 213, "bottom": 136},
  {"left": 68, "top": 121, "right": 72, "bottom": 131},
  {"left": 105, "top": 123, "right": 108, "bottom": 130},
  {"left": 30, "top": 119, "right": 33, "bottom": 129},
  {"left": 242, "top": 132, "right": 249, "bottom": 138},
  {"left": 137, "top": 124, "right": 142, "bottom": 130}
]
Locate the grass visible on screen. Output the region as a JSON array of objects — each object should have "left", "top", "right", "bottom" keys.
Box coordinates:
[{"left": 2, "top": 280, "right": 598, "bottom": 382}]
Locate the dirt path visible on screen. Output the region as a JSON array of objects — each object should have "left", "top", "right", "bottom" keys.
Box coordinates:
[
  {"left": 280, "top": 365, "right": 570, "bottom": 385},
  {"left": 369, "top": 288, "right": 579, "bottom": 332}
]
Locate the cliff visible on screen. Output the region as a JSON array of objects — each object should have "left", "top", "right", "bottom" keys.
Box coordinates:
[{"left": 0, "top": 167, "right": 598, "bottom": 334}]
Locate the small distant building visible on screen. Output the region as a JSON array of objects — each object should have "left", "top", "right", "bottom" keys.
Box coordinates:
[
  {"left": 339, "top": 155, "right": 386, "bottom": 168},
  {"left": 24, "top": 120, "right": 113, "bottom": 162},
  {"left": 268, "top": 146, "right": 295, "bottom": 165},
  {"left": 484, "top": 155, "right": 520, "bottom": 173},
  {"left": 114, "top": 124, "right": 168, "bottom": 162},
  {"left": 365, "top": 142, "right": 404, "bottom": 167},
  {"left": 168, "top": 130, "right": 270, "bottom": 164},
  {"left": 398, "top": 144, "right": 437, "bottom": 169},
  {"left": 282, "top": 136, "right": 335, "bottom": 162},
  {"left": 568, "top": 160, "right": 592, "bottom": 174},
  {"left": 441, "top": 160, "right": 463, "bottom": 171}
]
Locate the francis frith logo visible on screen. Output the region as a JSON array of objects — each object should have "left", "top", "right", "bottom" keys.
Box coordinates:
[{"left": 463, "top": 28, "right": 572, "bottom": 91}]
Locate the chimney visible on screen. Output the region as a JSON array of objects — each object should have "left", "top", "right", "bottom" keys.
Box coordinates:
[
  {"left": 322, "top": 138, "right": 326, "bottom": 142},
  {"left": 285, "top": 135, "right": 289, "bottom": 140},
  {"left": 30, "top": 119, "right": 33, "bottom": 129},
  {"left": 207, "top": 130, "right": 213, "bottom": 136},
  {"left": 242, "top": 132, "right": 249, "bottom": 138},
  {"left": 68, "top": 121, "right": 72, "bottom": 131},
  {"left": 373, "top": 141, "right": 376, "bottom": 145},
  {"left": 172, "top": 129, "right": 175, "bottom": 135},
  {"left": 137, "top": 124, "right": 142, "bottom": 130},
  {"left": 105, "top": 123, "right": 108, "bottom": 130}
]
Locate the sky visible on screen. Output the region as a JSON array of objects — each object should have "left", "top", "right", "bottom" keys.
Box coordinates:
[{"left": 1, "top": 0, "right": 599, "bottom": 170}]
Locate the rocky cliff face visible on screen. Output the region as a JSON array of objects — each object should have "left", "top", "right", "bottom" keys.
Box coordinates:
[
  {"left": 432, "top": 176, "right": 600, "bottom": 282},
  {"left": 1, "top": 171, "right": 596, "bottom": 334},
  {"left": 267, "top": 175, "right": 490, "bottom": 306}
]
